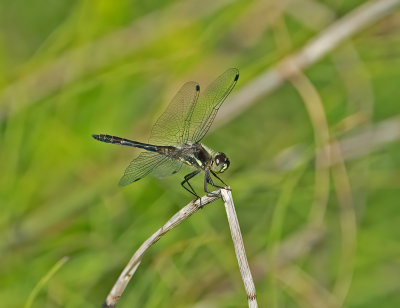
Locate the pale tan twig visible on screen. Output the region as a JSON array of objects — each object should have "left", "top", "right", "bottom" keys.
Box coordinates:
[
  {"left": 221, "top": 188, "right": 258, "bottom": 308},
  {"left": 210, "top": 226, "right": 325, "bottom": 300},
  {"left": 104, "top": 191, "right": 221, "bottom": 307},
  {"left": 105, "top": 188, "right": 257, "bottom": 307}
]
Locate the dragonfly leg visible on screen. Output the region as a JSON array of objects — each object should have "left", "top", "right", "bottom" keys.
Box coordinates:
[
  {"left": 204, "top": 171, "right": 221, "bottom": 196},
  {"left": 210, "top": 170, "right": 230, "bottom": 189},
  {"left": 181, "top": 170, "right": 201, "bottom": 199}
]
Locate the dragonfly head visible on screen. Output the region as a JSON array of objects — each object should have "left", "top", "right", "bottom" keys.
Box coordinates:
[{"left": 212, "top": 152, "right": 230, "bottom": 173}]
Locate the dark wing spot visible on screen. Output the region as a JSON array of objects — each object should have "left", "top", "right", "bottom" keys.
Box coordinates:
[
  {"left": 234, "top": 73, "right": 239, "bottom": 81},
  {"left": 196, "top": 84, "right": 200, "bottom": 91}
]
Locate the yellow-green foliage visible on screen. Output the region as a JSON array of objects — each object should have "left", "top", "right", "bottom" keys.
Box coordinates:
[{"left": 1, "top": 0, "right": 399, "bottom": 307}]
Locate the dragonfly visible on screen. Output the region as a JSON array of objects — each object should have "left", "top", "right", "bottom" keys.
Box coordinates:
[{"left": 92, "top": 68, "right": 239, "bottom": 198}]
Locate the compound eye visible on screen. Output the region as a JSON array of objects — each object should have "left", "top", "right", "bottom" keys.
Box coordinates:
[{"left": 215, "top": 153, "right": 226, "bottom": 166}]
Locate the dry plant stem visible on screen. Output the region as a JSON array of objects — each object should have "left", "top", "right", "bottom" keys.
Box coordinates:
[
  {"left": 329, "top": 141, "right": 357, "bottom": 302},
  {"left": 216, "top": 0, "right": 400, "bottom": 127},
  {"left": 104, "top": 191, "right": 221, "bottom": 308},
  {"left": 221, "top": 188, "right": 258, "bottom": 308},
  {"left": 324, "top": 115, "right": 400, "bottom": 165},
  {"left": 288, "top": 68, "right": 331, "bottom": 229}
]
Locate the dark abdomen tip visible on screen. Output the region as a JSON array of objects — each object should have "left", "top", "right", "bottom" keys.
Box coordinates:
[{"left": 92, "top": 134, "right": 112, "bottom": 143}]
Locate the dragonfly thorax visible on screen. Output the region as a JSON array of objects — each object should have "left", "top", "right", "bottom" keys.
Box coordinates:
[{"left": 195, "top": 143, "right": 230, "bottom": 173}]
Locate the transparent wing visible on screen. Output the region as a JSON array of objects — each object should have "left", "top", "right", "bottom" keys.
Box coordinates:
[
  {"left": 152, "top": 158, "right": 183, "bottom": 178},
  {"left": 119, "top": 151, "right": 168, "bottom": 186},
  {"left": 149, "top": 81, "right": 200, "bottom": 146},
  {"left": 189, "top": 68, "right": 239, "bottom": 143}
]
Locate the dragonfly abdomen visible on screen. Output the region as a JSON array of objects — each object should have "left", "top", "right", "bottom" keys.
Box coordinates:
[{"left": 92, "top": 134, "right": 160, "bottom": 152}]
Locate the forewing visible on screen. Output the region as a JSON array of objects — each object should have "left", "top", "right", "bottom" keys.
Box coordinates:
[
  {"left": 119, "top": 151, "right": 167, "bottom": 186},
  {"left": 149, "top": 81, "right": 200, "bottom": 146},
  {"left": 152, "top": 158, "right": 183, "bottom": 178},
  {"left": 189, "top": 68, "right": 239, "bottom": 143}
]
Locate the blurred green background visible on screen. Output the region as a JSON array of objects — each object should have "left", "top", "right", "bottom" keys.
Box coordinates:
[{"left": 1, "top": 0, "right": 399, "bottom": 307}]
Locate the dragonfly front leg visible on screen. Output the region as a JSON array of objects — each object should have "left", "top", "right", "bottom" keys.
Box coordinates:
[
  {"left": 181, "top": 170, "right": 201, "bottom": 199},
  {"left": 204, "top": 170, "right": 221, "bottom": 196},
  {"left": 210, "top": 170, "right": 230, "bottom": 189}
]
